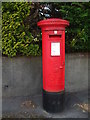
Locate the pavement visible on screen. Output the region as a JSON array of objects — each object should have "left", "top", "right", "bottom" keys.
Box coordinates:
[{"left": 2, "top": 90, "right": 88, "bottom": 119}]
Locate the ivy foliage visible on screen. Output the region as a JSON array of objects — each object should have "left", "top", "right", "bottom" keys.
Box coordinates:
[
  {"left": 2, "top": 2, "right": 40, "bottom": 57},
  {"left": 55, "top": 2, "right": 89, "bottom": 52}
]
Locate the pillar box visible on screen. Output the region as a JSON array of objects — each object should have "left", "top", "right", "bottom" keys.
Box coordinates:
[{"left": 37, "top": 18, "right": 69, "bottom": 113}]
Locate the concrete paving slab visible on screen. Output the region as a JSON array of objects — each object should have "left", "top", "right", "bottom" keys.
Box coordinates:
[{"left": 2, "top": 90, "right": 88, "bottom": 119}]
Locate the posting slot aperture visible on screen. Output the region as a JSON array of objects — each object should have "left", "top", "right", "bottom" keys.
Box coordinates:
[{"left": 49, "top": 35, "right": 62, "bottom": 38}]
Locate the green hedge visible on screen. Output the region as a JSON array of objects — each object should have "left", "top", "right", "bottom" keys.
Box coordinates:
[
  {"left": 2, "top": 2, "right": 89, "bottom": 57},
  {"left": 2, "top": 2, "right": 41, "bottom": 57}
]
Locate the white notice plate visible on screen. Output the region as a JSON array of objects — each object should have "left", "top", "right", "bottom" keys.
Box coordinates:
[{"left": 51, "top": 42, "right": 60, "bottom": 56}]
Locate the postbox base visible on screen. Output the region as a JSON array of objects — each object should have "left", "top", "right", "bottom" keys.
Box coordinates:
[{"left": 43, "top": 90, "right": 65, "bottom": 113}]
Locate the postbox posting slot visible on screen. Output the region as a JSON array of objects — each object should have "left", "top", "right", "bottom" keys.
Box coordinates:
[
  {"left": 48, "top": 30, "right": 63, "bottom": 39},
  {"left": 49, "top": 35, "right": 62, "bottom": 38}
]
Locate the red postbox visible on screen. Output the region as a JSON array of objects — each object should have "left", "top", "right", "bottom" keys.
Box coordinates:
[{"left": 37, "top": 18, "right": 69, "bottom": 112}]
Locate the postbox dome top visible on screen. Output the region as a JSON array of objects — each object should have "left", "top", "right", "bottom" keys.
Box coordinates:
[{"left": 37, "top": 18, "right": 69, "bottom": 28}]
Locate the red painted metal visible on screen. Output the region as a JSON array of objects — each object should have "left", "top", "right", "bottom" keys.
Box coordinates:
[{"left": 37, "top": 18, "right": 69, "bottom": 92}]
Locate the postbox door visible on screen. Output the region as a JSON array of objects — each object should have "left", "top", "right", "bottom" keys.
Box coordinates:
[{"left": 43, "top": 30, "right": 65, "bottom": 92}]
